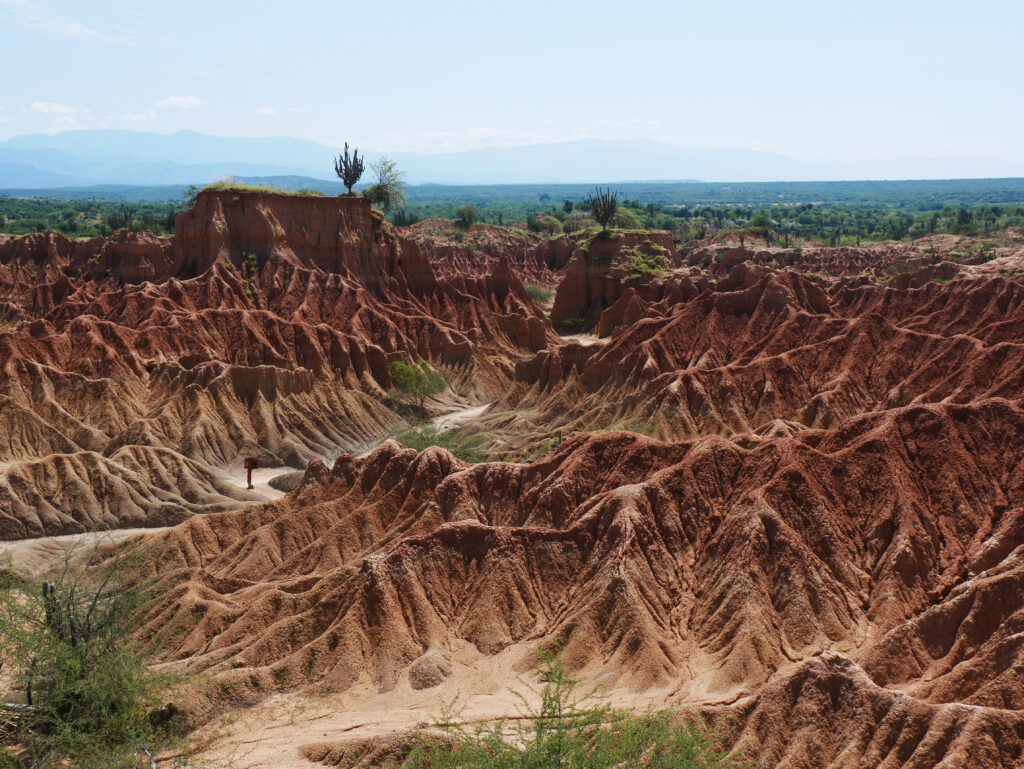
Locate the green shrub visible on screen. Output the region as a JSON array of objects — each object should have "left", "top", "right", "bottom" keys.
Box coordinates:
[
  {"left": 0, "top": 543, "right": 182, "bottom": 768},
  {"left": 612, "top": 207, "right": 642, "bottom": 230},
  {"left": 455, "top": 206, "right": 478, "bottom": 228},
  {"left": 401, "top": 653, "right": 739, "bottom": 769},
  {"left": 559, "top": 316, "right": 585, "bottom": 330},
  {"left": 626, "top": 250, "right": 665, "bottom": 280},
  {"left": 524, "top": 284, "right": 554, "bottom": 303},
  {"left": 389, "top": 359, "right": 447, "bottom": 410},
  {"left": 392, "top": 424, "right": 484, "bottom": 463},
  {"left": 241, "top": 250, "right": 259, "bottom": 275}
]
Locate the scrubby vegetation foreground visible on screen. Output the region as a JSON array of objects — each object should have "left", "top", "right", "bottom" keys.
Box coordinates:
[
  {"left": 306, "top": 655, "right": 741, "bottom": 769},
  {"left": 0, "top": 543, "right": 185, "bottom": 769},
  {"left": 0, "top": 543, "right": 738, "bottom": 768}
]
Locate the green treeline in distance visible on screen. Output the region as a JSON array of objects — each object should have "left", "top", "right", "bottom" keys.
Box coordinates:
[{"left": 2, "top": 178, "right": 1024, "bottom": 244}]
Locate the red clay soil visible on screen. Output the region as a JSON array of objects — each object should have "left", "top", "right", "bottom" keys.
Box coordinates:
[
  {"left": 399, "top": 219, "right": 575, "bottom": 286},
  {"left": 0, "top": 191, "right": 552, "bottom": 537},
  {"left": 144, "top": 398, "right": 1024, "bottom": 768},
  {"left": 5, "top": 198, "right": 1024, "bottom": 767}
]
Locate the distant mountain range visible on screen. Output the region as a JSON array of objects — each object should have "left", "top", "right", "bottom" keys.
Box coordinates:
[{"left": 0, "top": 130, "right": 1021, "bottom": 189}]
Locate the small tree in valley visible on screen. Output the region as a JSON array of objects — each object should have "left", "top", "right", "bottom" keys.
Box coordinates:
[{"left": 389, "top": 359, "right": 446, "bottom": 410}]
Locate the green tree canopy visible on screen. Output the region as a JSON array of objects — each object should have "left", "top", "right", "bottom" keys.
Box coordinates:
[
  {"left": 455, "top": 205, "right": 477, "bottom": 227},
  {"left": 389, "top": 359, "right": 446, "bottom": 409},
  {"left": 364, "top": 156, "right": 408, "bottom": 215}
]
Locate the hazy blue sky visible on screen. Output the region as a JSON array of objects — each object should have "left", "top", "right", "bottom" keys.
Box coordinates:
[{"left": 2, "top": 0, "right": 1021, "bottom": 168}]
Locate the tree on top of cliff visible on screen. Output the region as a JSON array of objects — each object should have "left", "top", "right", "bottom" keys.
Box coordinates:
[
  {"left": 363, "top": 156, "right": 408, "bottom": 215},
  {"left": 334, "top": 143, "right": 364, "bottom": 195},
  {"left": 588, "top": 187, "right": 619, "bottom": 233},
  {"left": 455, "top": 205, "right": 477, "bottom": 228}
]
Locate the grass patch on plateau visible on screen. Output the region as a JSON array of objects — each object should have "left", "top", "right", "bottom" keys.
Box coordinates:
[{"left": 202, "top": 181, "right": 324, "bottom": 196}]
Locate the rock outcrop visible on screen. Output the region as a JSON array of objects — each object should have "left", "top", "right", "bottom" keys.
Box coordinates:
[{"left": 0, "top": 191, "right": 553, "bottom": 536}]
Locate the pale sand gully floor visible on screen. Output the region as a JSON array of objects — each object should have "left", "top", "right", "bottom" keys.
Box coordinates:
[
  {"left": 186, "top": 645, "right": 673, "bottom": 769},
  {"left": 2, "top": 402, "right": 576, "bottom": 769},
  {"left": 222, "top": 466, "right": 290, "bottom": 501}
]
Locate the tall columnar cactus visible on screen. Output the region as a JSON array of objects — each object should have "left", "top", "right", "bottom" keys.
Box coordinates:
[
  {"left": 42, "top": 580, "right": 77, "bottom": 646},
  {"left": 334, "top": 142, "right": 365, "bottom": 195},
  {"left": 587, "top": 187, "right": 619, "bottom": 232}
]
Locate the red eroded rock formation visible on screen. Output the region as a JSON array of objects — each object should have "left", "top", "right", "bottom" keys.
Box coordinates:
[
  {"left": 399, "top": 219, "right": 575, "bottom": 285},
  {"left": 508, "top": 264, "right": 1024, "bottom": 457},
  {"left": 549, "top": 231, "right": 682, "bottom": 328},
  {"left": 0, "top": 191, "right": 554, "bottom": 536},
  {"left": 6, "top": 198, "right": 1024, "bottom": 766},
  {"left": 143, "top": 397, "right": 1024, "bottom": 768}
]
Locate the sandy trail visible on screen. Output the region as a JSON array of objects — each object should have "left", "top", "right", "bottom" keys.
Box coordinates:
[
  {"left": 222, "top": 467, "right": 291, "bottom": 501},
  {"left": 558, "top": 333, "right": 606, "bottom": 346},
  {"left": 431, "top": 402, "right": 492, "bottom": 431},
  {"left": 189, "top": 646, "right": 666, "bottom": 769},
  {"left": 0, "top": 528, "right": 164, "bottom": 579}
]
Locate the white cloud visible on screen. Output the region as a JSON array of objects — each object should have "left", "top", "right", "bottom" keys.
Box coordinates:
[
  {"left": 286, "top": 107, "right": 305, "bottom": 113},
  {"left": 28, "top": 100, "right": 74, "bottom": 114},
  {"left": 121, "top": 110, "right": 156, "bottom": 122},
  {"left": 255, "top": 106, "right": 277, "bottom": 115},
  {"left": 156, "top": 95, "right": 206, "bottom": 110},
  {"left": 0, "top": 0, "right": 133, "bottom": 43},
  {"left": 47, "top": 115, "right": 81, "bottom": 134}
]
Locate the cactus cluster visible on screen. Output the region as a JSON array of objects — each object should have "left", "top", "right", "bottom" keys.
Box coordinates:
[
  {"left": 587, "top": 187, "right": 619, "bottom": 231},
  {"left": 42, "top": 580, "right": 78, "bottom": 647}
]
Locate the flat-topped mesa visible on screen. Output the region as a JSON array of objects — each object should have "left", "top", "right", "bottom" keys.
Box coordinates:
[{"left": 173, "top": 189, "right": 437, "bottom": 294}]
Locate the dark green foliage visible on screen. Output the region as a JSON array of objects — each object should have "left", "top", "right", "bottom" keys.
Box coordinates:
[
  {"left": 392, "top": 424, "right": 484, "bottom": 463},
  {"left": 333, "top": 142, "right": 365, "bottom": 194},
  {"left": 524, "top": 283, "right": 554, "bottom": 303},
  {"left": 241, "top": 250, "right": 259, "bottom": 274},
  {"left": 587, "top": 187, "right": 619, "bottom": 231},
  {"left": 400, "top": 653, "right": 740, "bottom": 769},
  {"left": 4, "top": 177, "right": 1024, "bottom": 243},
  {"left": 103, "top": 204, "right": 136, "bottom": 232},
  {"left": 389, "top": 359, "right": 447, "bottom": 409},
  {"left": 455, "top": 205, "right": 477, "bottom": 227},
  {"left": 612, "top": 206, "right": 641, "bottom": 230},
  {"left": 392, "top": 209, "right": 420, "bottom": 226},
  {"left": 748, "top": 210, "right": 771, "bottom": 228}
]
